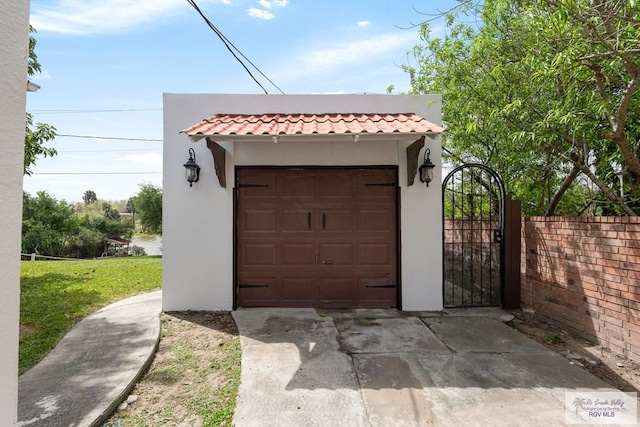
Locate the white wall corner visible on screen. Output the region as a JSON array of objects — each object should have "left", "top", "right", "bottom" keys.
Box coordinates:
[{"left": 0, "top": 1, "right": 30, "bottom": 424}]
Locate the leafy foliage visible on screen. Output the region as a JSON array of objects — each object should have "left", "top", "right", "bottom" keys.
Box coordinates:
[
  {"left": 130, "top": 245, "right": 147, "bottom": 256},
  {"left": 133, "top": 183, "right": 162, "bottom": 234},
  {"left": 28, "top": 25, "right": 41, "bottom": 77},
  {"left": 22, "top": 191, "right": 133, "bottom": 258},
  {"left": 406, "top": 0, "right": 640, "bottom": 215},
  {"left": 83, "top": 190, "right": 97, "bottom": 205},
  {"left": 126, "top": 197, "right": 136, "bottom": 213},
  {"left": 22, "top": 191, "right": 76, "bottom": 256},
  {"left": 25, "top": 26, "right": 57, "bottom": 175},
  {"left": 102, "top": 201, "right": 121, "bottom": 220},
  {"left": 24, "top": 113, "right": 57, "bottom": 176}
]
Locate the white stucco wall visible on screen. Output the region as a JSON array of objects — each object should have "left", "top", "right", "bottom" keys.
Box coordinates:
[
  {"left": 0, "top": 1, "right": 30, "bottom": 424},
  {"left": 163, "top": 94, "right": 443, "bottom": 311}
]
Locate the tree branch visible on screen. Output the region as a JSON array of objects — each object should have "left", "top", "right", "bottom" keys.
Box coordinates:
[
  {"left": 545, "top": 165, "right": 580, "bottom": 216},
  {"left": 578, "top": 49, "right": 640, "bottom": 61},
  {"left": 558, "top": 150, "right": 637, "bottom": 215}
]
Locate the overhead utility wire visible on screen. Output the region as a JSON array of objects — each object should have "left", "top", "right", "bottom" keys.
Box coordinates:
[
  {"left": 34, "top": 172, "right": 161, "bottom": 175},
  {"left": 186, "top": 0, "right": 285, "bottom": 95},
  {"left": 29, "top": 108, "right": 161, "bottom": 114},
  {"left": 57, "top": 134, "right": 162, "bottom": 142},
  {"left": 60, "top": 149, "right": 158, "bottom": 153}
]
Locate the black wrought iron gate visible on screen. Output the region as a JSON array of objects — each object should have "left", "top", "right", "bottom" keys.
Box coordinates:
[{"left": 442, "top": 164, "right": 506, "bottom": 307}]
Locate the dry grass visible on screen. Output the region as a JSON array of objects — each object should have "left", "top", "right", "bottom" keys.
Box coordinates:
[{"left": 107, "top": 312, "right": 241, "bottom": 426}]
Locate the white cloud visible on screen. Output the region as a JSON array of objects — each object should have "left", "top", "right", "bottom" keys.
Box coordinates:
[
  {"left": 30, "top": 0, "right": 231, "bottom": 35},
  {"left": 274, "top": 32, "right": 417, "bottom": 79},
  {"left": 31, "top": 70, "right": 52, "bottom": 80},
  {"left": 357, "top": 21, "right": 372, "bottom": 27},
  {"left": 249, "top": 0, "right": 286, "bottom": 18},
  {"left": 247, "top": 7, "right": 274, "bottom": 20},
  {"left": 121, "top": 153, "right": 163, "bottom": 166}
]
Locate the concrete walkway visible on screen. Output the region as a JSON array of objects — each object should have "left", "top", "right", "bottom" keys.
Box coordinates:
[
  {"left": 233, "top": 308, "right": 636, "bottom": 427},
  {"left": 18, "top": 291, "right": 162, "bottom": 427}
]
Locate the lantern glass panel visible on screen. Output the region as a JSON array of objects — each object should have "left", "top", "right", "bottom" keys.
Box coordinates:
[{"left": 186, "top": 167, "right": 197, "bottom": 183}]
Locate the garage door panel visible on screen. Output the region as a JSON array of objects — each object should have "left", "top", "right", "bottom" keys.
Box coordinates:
[
  {"left": 281, "top": 209, "right": 313, "bottom": 232},
  {"left": 357, "top": 277, "right": 397, "bottom": 306},
  {"left": 357, "top": 243, "right": 393, "bottom": 266},
  {"left": 281, "top": 174, "right": 314, "bottom": 199},
  {"left": 318, "top": 243, "right": 352, "bottom": 266},
  {"left": 358, "top": 186, "right": 396, "bottom": 200},
  {"left": 318, "top": 277, "right": 354, "bottom": 302},
  {"left": 281, "top": 243, "right": 315, "bottom": 266},
  {"left": 356, "top": 172, "right": 397, "bottom": 200},
  {"left": 321, "top": 210, "right": 352, "bottom": 232},
  {"left": 357, "top": 209, "right": 394, "bottom": 233},
  {"left": 281, "top": 277, "right": 316, "bottom": 302},
  {"left": 241, "top": 243, "right": 277, "bottom": 266},
  {"left": 238, "top": 174, "right": 277, "bottom": 198},
  {"left": 238, "top": 276, "right": 279, "bottom": 306},
  {"left": 317, "top": 174, "right": 353, "bottom": 199},
  {"left": 241, "top": 208, "right": 277, "bottom": 233}
]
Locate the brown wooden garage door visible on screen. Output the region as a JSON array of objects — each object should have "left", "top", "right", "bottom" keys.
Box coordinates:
[{"left": 236, "top": 167, "right": 398, "bottom": 308}]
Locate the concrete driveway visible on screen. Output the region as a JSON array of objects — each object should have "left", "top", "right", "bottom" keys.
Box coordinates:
[{"left": 232, "top": 308, "right": 635, "bottom": 426}]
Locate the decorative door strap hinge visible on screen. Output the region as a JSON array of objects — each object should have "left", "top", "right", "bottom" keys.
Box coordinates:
[{"left": 239, "top": 284, "right": 270, "bottom": 288}]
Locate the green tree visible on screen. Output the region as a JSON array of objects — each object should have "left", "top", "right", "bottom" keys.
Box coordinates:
[
  {"left": 24, "top": 113, "right": 57, "bottom": 176},
  {"left": 83, "top": 190, "right": 97, "bottom": 205},
  {"left": 22, "top": 191, "right": 134, "bottom": 258},
  {"left": 406, "top": 0, "right": 640, "bottom": 215},
  {"left": 25, "top": 26, "right": 57, "bottom": 176},
  {"left": 22, "top": 191, "right": 77, "bottom": 256},
  {"left": 134, "top": 183, "right": 162, "bottom": 234},
  {"left": 101, "top": 201, "right": 120, "bottom": 220},
  {"left": 125, "top": 197, "right": 136, "bottom": 214}
]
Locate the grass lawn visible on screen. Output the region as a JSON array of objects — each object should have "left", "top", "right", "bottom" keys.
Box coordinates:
[{"left": 19, "top": 256, "right": 162, "bottom": 374}]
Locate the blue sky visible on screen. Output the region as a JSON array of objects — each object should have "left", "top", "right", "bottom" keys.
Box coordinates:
[{"left": 25, "top": 0, "right": 453, "bottom": 202}]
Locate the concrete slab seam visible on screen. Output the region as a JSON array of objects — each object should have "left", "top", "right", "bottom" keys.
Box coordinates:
[
  {"left": 417, "top": 317, "right": 457, "bottom": 353},
  {"left": 348, "top": 352, "right": 373, "bottom": 427}
]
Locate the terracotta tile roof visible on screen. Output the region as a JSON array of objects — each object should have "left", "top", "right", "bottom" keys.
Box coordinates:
[{"left": 182, "top": 113, "right": 444, "bottom": 141}]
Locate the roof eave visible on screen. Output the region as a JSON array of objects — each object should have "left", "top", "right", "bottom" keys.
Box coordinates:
[{"left": 183, "top": 131, "right": 443, "bottom": 144}]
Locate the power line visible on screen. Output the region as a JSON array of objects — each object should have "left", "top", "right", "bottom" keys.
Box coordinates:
[
  {"left": 57, "top": 134, "right": 162, "bottom": 142},
  {"left": 186, "top": 0, "right": 285, "bottom": 95},
  {"left": 33, "top": 172, "right": 162, "bottom": 175},
  {"left": 28, "top": 108, "right": 162, "bottom": 114},
  {"left": 60, "top": 149, "right": 159, "bottom": 153}
]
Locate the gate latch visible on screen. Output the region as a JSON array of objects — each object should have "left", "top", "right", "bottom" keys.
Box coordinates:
[{"left": 493, "top": 229, "right": 502, "bottom": 243}]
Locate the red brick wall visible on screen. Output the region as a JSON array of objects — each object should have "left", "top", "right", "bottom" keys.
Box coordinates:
[{"left": 521, "top": 216, "right": 640, "bottom": 360}]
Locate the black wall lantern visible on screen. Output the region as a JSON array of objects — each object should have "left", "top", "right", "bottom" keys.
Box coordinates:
[
  {"left": 418, "top": 148, "right": 436, "bottom": 187},
  {"left": 183, "top": 147, "right": 201, "bottom": 187}
]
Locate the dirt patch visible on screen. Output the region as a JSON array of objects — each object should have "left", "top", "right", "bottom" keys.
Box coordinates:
[
  {"left": 508, "top": 310, "right": 640, "bottom": 393},
  {"left": 19, "top": 324, "right": 36, "bottom": 339},
  {"left": 106, "top": 311, "right": 240, "bottom": 427}
]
